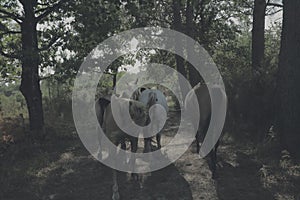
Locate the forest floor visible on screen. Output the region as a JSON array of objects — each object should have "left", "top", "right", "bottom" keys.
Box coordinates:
[{"left": 0, "top": 111, "right": 300, "bottom": 200}]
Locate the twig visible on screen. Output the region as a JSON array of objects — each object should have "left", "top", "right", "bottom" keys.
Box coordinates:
[
  {"left": 0, "top": 49, "right": 20, "bottom": 59},
  {"left": 267, "top": 2, "right": 283, "bottom": 8},
  {"left": 38, "top": 36, "right": 60, "bottom": 51},
  {"left": 0, "top": 8, "right": 22, "bottom": 24},
  {"left": 36, "top": 0, "right": 69, "bottom": 21}
]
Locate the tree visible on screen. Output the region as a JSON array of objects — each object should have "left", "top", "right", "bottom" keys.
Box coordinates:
[
  {"left": 252, "top": 0, "right": 266, "bottom": 71},
  {"left": 185, "top": 0, "right": 200, "bottom": 87},
  {"left": 250, "top": 0, "right": 283, "bottom": 131},
  {"left": 252, "top": 0, "right": 283, "bottom": 72},
  {"left": 0, "top": 0, "right": 68, "bottom": 137},
  {"left": 60, "top": 0, "right": 125, "bottom": 90},
  {"left": 172, "top": 0, "right": 187, "bottom": 80},
  {"left": 277, "top": 0, "right": 300, "bottom": 156},
  {"left": 172, "top": 0, "right": 241, "bottom": 86}
]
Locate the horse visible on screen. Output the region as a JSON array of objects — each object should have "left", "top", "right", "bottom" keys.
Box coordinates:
[
  {"left": 138, "top": 89, "right": 168, "bottom": 151},
  {"left": 184, "top": 83, "right": 227, "bottom": 179},
  {"left": 95, "top": 87, "right": 167, "bottom": 199},
  {"left": 95, "top": 87, "right": 148, "bottom": 159},
  {"left": 100, "top": 95, "right": 149, "bottom": 200},
  {"left": 95, "top": 96, "right": 112, "bottom": 159}
]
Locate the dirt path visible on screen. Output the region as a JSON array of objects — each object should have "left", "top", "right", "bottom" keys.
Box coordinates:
[
  {"left": 2, "top": 111, "right": 298, "bottom": 200},
  {"left": 28, "top": 131, "right": 272, "bottom": 200}
]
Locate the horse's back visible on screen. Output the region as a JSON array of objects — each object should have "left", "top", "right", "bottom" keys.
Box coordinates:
[
  {"left": 186, "top": 84, "right": 226, "bottom": 142},
  {"left": 139, "top": 89, "right": 168, "bottom": 112}
]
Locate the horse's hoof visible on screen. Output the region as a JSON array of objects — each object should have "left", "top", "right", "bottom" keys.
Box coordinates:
[
  {"left": 212, "top": 172, "right": 219, "bottom": 180},
  {"left": 139, "top": 183, "right": 144, "bottom": 189},
  {"left": 112, "top": 192, "right": 120, "bottom": 200},
  {"left": 217, "top": 162, "right": 223, "bottom": 169},
  {"left": 131, "top": 173, "right": 138, "bottom": 181},
  {"left": 96, "top": 152, "right": 101, "bottom": 160}
]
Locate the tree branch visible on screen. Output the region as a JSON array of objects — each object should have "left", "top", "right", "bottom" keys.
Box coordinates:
[
  {"left": 266, "top": 8, "right": 283, "bottom": 16},
  {"left": 35, "top": 7, "right": 50, "bottom": 14},
  {"left": 0, "top": 8, "right": 22, "bottom": 24},
  {"left": 267, "top": 2, "right": 283, "bottom": 8},
  {"left": 0, "top": 49, "right": 20, "bottom": 59},
  {"left": 0, "top": 30, "right": 21, "bottom": 37},
  {"left": 40, "top": 74, "right": 55, "bottom": 80},
  {"left": 38, "top": 36, "right": 60, "bottom": 51},
  {"left": 0, "top": 15, "right": 9, "bottom": 19},
  {"left": 36, "top": 0, "right": 68, "bottom": 21},
  {"left": 37, "top": 1, "right": 51, "bottom": 6}
]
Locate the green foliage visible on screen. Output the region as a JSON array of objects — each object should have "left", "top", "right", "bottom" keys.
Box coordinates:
[
  {"left": 0, "top": 82, "right": 27, "bottom": 118},
  {"left": 214, "top": 20, "right": 282, "bottom": 132},
  {"left": 58, "top": 0, "right": 123, "bottom": 79},
  {"left": 0, "top": 0, "right": 283, "bottom": 135}
]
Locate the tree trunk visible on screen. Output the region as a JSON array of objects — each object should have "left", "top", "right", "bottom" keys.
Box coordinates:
[
  {"left": 252, "top": 0, "right": 266, "bottom": 71},
  {"left": 172, "top": 0, "right": 187, "bottom": 79},
  {"left": 19, "top": 1, "right": 45, "bottom": 137},
  {"left": 185, "top": 0, "right": 201, "bottom": 87},
  {"left": 278, "top": 0, "right": 300, "bottom": 156},
  {"left": 251, "top": 0, "right": 266, "bottom": 131},
  {"left": 172, "top": 0, "right": 189, "bottom": 108}
]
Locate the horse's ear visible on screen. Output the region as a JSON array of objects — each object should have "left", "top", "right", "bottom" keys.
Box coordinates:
[{"left": 140, "top": 87, "right": 146, "bottom": 93}]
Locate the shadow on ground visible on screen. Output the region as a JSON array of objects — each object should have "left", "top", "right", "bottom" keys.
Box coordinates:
[
  {"left": 1, "top": 138, "right": 192, "bottom": 200},
  {"left": 40, "top": 158, "right": 193, "bottom": 200},
  {"left": 216, "top": 151, "right": 274, "bottom": 200}
]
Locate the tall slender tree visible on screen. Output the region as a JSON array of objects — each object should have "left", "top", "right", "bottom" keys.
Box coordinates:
[
  {"left": 278, "top": 0, "right": 300, "bottom": 156},
  {"left": 252, "top": 0, "right": 266, "bottom": 71},
  {"left": 172, "top": 0, "right": 187, "bottom": 79},
  {"left": 252, "top": 0, "right": 283, "bottom": 72}
]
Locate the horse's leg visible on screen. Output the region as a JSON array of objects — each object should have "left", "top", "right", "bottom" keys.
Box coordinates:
[
  {"left": 213, "top": 140, "right": 220, "bottom": 164},
  {"left": 96, "top": 101, "right": 106, "bottom": 160},
  {"left": 96, "top": 126, "right": 103, "bottom": 160},
  {"left": 143, "top": 138, "right": 152, "bottom": 169},
  {"left": 130, "top": 137, "right": 138, "bottom": 153},
  {"left": 111, "top": 142, "right": 120, "bottom": 200},
  {"left": 155, "top": 118, "right": 161, "bottom": 149},
  {"left": 206, "top": 151, "right": 215, "bottom": 179},
  {"left": 129, "top": 137, "right": 138, "bottom": 180},
  {"left": 212, "top": 140, "right": 220, "bottom": 179},
  {"left": 120, "top": 141, "right": 126, "bottom": 150},
  {"left": 120, "top": 140, "right": 127, "bottom": 165},
  {"left": 207, "top": 140, "right": 219, "bottom": 179},
  {"left": 144, "top": 138, "right": 152, "bottom": 153},
  {"left": 140, "top": 138, "right": 152, "bottom": 188},
  {"left": 156, "top": 133, "right": 161, "bottom": 149},
  {"left": 112, "top": 169, "right": 120, "bottom": 200},
  {"left": 196, "top": 131, "right": 200, "bottom": 154}
]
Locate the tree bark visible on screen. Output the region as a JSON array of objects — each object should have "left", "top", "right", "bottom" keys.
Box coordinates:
[
  {"left": 278, "top": 0, "right": 300, "bottom": 156},
  {"left": 172, "top": 0, "right": 187, "bottom": 79},
  {"left": 172, "top": 0, "right": 188, "bottom": 108},
  {"left": 251, "top": 0, "right": 267, "bottom": 131},
  {"left": 19, "top": 1, "right": 44, "bottom": 136},
  {"left": 185, "top": 0, "right": 201, "bottom": 87},
  {"left": 252, "top": 0, "right": 266, "bottom": 71}
]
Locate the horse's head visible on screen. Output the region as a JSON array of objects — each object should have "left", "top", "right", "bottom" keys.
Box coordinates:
[
  {"left": 131, "top": 87, "right": 148, "bottom": 101},
  {"left": 146, "top": 91, "right": 158, "bottom": 109},
  {"left": 129, "top": 100, "right": 148, "bottom": 126}
]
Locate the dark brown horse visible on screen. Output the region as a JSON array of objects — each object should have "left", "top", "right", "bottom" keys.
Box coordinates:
[
  {"left": 96, "top": 95, "right": 149, "bottom": 200},
  {"left": 185, "top": 83, "right": 227, "bottom": 179}
]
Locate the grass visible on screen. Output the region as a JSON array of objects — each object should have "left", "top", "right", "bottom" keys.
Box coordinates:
[{"left": 1, "top": 112, "right": 300, "bottom": 200}]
